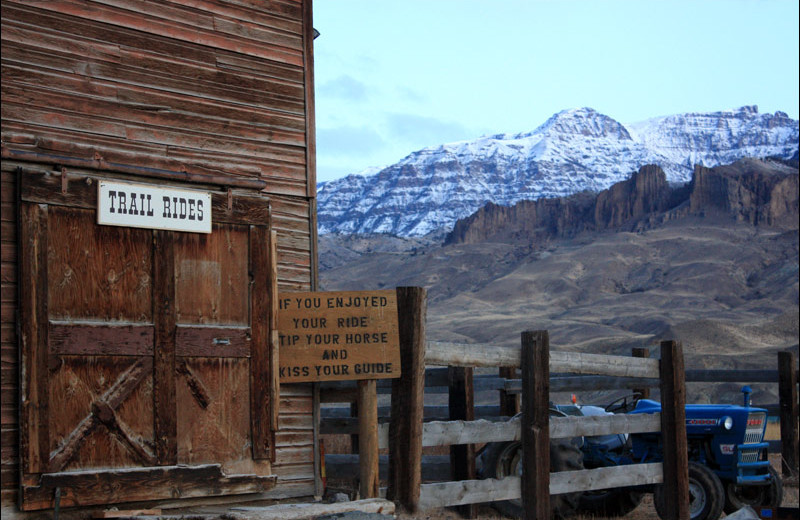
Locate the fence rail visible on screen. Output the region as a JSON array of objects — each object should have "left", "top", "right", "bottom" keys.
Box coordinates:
[{"left": 320, "top": 287, "right": 799, "bottom": 520}]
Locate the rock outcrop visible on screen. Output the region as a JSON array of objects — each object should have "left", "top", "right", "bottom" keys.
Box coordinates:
[
  {"left": 445, "top": 159, "right": 799, "bottom": 245},
  {"left": 689, "top": 158, "right": 799, "bottom": 227}
]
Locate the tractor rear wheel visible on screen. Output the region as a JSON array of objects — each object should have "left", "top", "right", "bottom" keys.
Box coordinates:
[
  {"left": 723, "top": 466, "right": 783, "bottom": 514},
  {"left": 480, "top": 438, "right": 584, "bottom": 519},
  {"left": 654, "top": 462, "right": 725, "bottom": 520}
]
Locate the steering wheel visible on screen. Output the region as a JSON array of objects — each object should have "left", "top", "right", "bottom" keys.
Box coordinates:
[{"left": 604, "top": 392, "right": 644, "bottom": 414}]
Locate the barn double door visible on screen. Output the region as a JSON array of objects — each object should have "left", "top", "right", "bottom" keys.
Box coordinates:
[{"left": 18, "top": 170, "right": 278, "bottom": 510}]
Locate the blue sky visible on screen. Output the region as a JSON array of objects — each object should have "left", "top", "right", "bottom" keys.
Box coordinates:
[{"left": 312, "top": 0, "right": 800, "bottom": 183}]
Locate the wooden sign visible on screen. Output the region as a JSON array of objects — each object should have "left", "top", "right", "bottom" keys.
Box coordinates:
[
  {"left": 97, "top": 180, "right": 212, "bottom": 233},
  {"left": 278, "top": 290, "right": 401, "bottom": 382}
]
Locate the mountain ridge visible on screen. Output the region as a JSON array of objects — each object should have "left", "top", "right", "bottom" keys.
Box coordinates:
[
  {"left": 318, "top": 158, "right": 799, "bottom": 403},
  {"left": 318, "top": 106, "right": 799, "bottom": 237}
]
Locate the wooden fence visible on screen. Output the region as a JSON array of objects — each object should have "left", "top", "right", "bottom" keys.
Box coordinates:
[{"left": 320, "top": 287, "right": 800, "bottom": 520}]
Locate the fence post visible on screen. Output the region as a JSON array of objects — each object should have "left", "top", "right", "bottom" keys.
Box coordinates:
[
  {"left": 449, "top": 366, "right": 477, "bottom": 519},
  {"left": 659, "top": 340, "right": 689, "bottom": 520},
  {"left": 358, "top": 379, "right": 379, "bottom": 498},
  {"left": 499, "top": 366, "right": 520, "bottom": 417},
  {"left": 350, "top": 400, "right": 359, "bottom": 454},
  {"left": 521, "top": 330, "right": 550, "bottom": 520},
  {"left": 349, "top": 397, "right": 360, "bottom": 495},
  {"left": 777, "top": 351, "right": 799, "bottom": 479},
  {"left": 388, "top": 287, "right": 426, "bottom": 512},
  {"left": 632, "top": 347, "right": 651, "bottom": 399}
]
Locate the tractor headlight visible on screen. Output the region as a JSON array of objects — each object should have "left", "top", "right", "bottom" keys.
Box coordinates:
[{"left": 722, "top": 416, "right": 734, "bottom": 430}]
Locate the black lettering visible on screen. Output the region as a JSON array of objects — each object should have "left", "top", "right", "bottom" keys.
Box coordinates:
[
  {"left": 162, "top": 196, "right": 171, "bottom": 218},
  {"left": 344, "top": 332, "right": 388, "bottom": 344},
  {"left": 108, "top": 191, "right": 117, "bottom": 213},
  {"left": 197, "top": 199, "right": 204, "bottom": 221},
  {"left": 301, "top": 297, "right": 321, "bottom": 309},
  {"left": 179, "top": 197, "right": 187, "bottom": 219},
  {"left": 118, "top": 192, "right": 127, "bottom": 214},
  {"left": 188, "top": 199, "right": 196, "bottom": 220},
  {"left": 282, "top": 366, "right": 309, "bottom": 378},
  {"left": 337, "top": 316, "right": 368, "bottom": 327},
  {"left": 355, "top": 362, "right": 391, "bottom": 375},
  {"left": 305, "top": 333, "right": 339, "bottom": 345},
  {"left": 129, "top": 192, "right": 138, "bottom": 215},
  {"left": 146, "top": 194, "right": 154, "bottom": 216},
  {"left": 293, "top": 317, "right": 327, "bottom": 328}
]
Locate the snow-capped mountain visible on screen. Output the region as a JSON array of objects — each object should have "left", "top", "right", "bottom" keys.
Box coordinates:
[{"left": 317, "top": 106, "right": 799, "bottom": 237}]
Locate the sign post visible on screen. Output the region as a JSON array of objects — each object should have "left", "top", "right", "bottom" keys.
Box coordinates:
[{"left": 278, "top": 289, "right": 402, "bottom": 499}]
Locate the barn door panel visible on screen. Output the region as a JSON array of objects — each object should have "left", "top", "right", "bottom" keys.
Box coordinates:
[
  {"left": 46, "top": 207, "right": 155, "bottom": 473},
  {"left": 18, "top": 171, "right": 277, "bottom": 510},
  {"left": 47, "top": 206, "right": 153, "bottom": 322},
  {"left": 173, "top": 223, "right": 268, "bottom": 474}
]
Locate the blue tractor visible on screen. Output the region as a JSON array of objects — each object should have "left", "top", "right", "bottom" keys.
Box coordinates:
[
  {"left": 479, "top": 387, "right": 783, "bottom": 520},
  {"left": 568, "top": 386, "right": 783, "bottom": 519}
]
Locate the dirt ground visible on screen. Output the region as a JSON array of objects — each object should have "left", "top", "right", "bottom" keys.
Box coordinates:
[{"left": 392, "top": 454, "right": 798, "bottom": 520}]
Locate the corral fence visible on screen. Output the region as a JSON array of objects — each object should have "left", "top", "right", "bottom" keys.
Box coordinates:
[{"left": 320, "top": 287, "right": 799, "bottom": 520}]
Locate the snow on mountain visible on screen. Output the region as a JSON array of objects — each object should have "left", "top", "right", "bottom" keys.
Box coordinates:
[{"left": 317, "top": 106, "right": 799, "bottom": 237}]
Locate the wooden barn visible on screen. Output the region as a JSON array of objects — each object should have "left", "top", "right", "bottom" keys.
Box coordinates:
[{"left": 1, "top": 0, "right": 320, "bottom": 514}]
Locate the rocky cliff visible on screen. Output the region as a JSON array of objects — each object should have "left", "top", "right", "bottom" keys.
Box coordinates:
[{"left": 446, "top": 158, "right": 799, "bottom": 245}]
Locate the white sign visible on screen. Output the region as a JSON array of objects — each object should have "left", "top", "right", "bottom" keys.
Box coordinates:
[{"left": 97, "top": 180, "right": 212, "bottom": 233}]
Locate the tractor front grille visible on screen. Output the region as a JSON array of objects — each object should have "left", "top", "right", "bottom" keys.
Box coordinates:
[{"left": 740, "top": 411, "right": 766, "bottom": 463}]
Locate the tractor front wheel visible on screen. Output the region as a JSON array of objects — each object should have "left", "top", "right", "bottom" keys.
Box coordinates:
[
  {"left": 723, "top": 466, "right": 784, "bottom": 514},
  {"left": 654, "top": 462, "right": 725, "bottom": 520}
]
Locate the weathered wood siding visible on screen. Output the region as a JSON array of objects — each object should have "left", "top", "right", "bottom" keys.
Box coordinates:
[
  {"left": 1, "top": 0, "right": 316, "bottom": 198},
  {"left": 1, "top": 0, "right": 317, "bottom": 507}
]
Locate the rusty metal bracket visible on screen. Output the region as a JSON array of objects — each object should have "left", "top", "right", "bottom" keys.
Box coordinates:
[
  {"left": 61, "top": 167, "right": 68, "bottom": 195},
  {"left": 227, "top": 188, "right": 233, "bottom": 211}
]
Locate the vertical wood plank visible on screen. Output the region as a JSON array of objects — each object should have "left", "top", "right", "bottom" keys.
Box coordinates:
[
  {"left": 268, "top": 229, "right": 280, "bottom": 436},
  {"left": 448, "top": 366, "right": 476, "bottom": 519},
  {"left": 632, "top": 347, "right": 651, "bottom": 399},
  {"left": 357, "top": 379, "right": 379, "bottom": 499},
  {"left": 312, "top": 381, "right": 323, "bottom": 498},
  {"left": 250, "top": 225, "right": 271, "bottom": 460},
  {"left": 303, "top": 0, "right": 317, "bottom": 199},
  {"left": 388, "top": 286, "right": 426, "bottom": 512},
  {"left": 521, "top": 330, "right": 550, "bottom": 520},
  {"left": 18, "top": 201, "right": 49, "bottom": 474},
  {"left": 499, "top": 366, "right": 520, "bottom": 417},
  {"left": 659, "top": 340, "right": 689, "bottom": 520},
  {"left": 777, "top": 351, "right": 798, "bottom": 478},
  {"left": 153, "top": 230, "right": 177, "bottom": 464}
]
